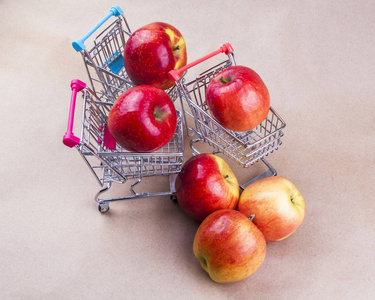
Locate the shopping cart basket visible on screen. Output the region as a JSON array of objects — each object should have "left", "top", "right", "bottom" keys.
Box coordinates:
[
  {"left": 72, "top": 5, "right": 180, "bottom": 103},
  {"left": 169, "top": 43, "right": 286, "bottom": 189},
  {"left": 63, "top": 79, "right": 184, "bottom": 212}
]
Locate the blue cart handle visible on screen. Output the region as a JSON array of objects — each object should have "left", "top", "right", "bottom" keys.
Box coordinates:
[{"left": 72, "top": 5, "right": 124, "bottom": 52}]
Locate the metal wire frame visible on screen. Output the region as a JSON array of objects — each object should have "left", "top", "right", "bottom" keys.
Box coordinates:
[
  {"left": 76, "top": 87, "right": 184, "bottom": 183},
  {"left": 174, "top": 52, "right": 286, "bottom": 187},
  {"left": 72, "top": 87, "right": 184, "bottom": 211},
  {"left": 78, "top": 15, "right": 135, "bottom": 100}
]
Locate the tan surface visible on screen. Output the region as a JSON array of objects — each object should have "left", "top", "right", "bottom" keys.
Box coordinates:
[{"left": 1, "top": 0, "right": 374, "bottom": 299}]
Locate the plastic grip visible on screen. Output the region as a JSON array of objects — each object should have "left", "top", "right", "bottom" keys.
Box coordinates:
[
  {"left": 63, "top": 79, "right": 86, "bottom": 148},
  {"left": 72, "top": 5, "right": 124, "bottom": 52},
  {"left": 168, "top": 43, "right": 234, "bottom": 82}
]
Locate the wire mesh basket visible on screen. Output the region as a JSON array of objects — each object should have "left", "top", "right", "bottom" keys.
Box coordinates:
[
  {"left": 72, "top": 5, "right": 180, "bottom": 102},
  {"left": 169, "top": 43, "right": 286, "bottom": 188},
  {"left": 63, "top": 80, "right": 184, "bottom": 212}
]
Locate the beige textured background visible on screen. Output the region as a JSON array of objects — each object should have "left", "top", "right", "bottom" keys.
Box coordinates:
[{"left": 1, "top": 0, "right": 374, "bottom": 299}]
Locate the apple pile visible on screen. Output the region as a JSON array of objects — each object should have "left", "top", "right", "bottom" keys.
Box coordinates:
[
  {"left": 176, "top": 153, "right": 305, "bottom": 283},
  {"left": 107, "top": 22, "right": 187, "bottom": 152},
  {"left": 106, "top": 19, "right": 303, "bottom": 284}
]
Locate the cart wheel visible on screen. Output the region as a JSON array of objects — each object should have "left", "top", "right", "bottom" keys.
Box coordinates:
[
  {"left": 98, "top": 202, "right": 110, "bottom": 213},
  {"left": 170, "top": 194, "right": 178, "bottom": 203}
]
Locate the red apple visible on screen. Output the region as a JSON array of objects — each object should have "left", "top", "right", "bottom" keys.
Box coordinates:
[
  {"left": 237, "top": 176, "right": 305, "bottom": 242},
  {"left": 124, "top": 22, "right": 187, "bottom": 90},
  {"left": 206, "top": 65, "right": 270, "bottom": 132},
  {"left": 175, "top": 153, "right": 240, "bottom": 221},
  {"left": 107, "top": 85, "right": 177, "bottom": 152},
  {"left": 193, "top": 209, "right": 267, "bottom": 283}
]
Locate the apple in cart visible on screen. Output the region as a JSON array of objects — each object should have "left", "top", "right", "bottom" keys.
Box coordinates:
[
  {"left": 124, "top": 22, "right": 187, "bottom": 90},
  {"left": 237, "top": 176, "right": 305, "bottom": 242},
  {"left": 205, "top": 65, "right": 270, "bottom": 132},
  {"left": 107, "top": 85, "right": 177, "bottom": 152},
  {"left": 175, "top": 153, "right": 240, "bottom": 221},
  {"left": 193, "top": 209, "right": 267, "bottom": 283}
]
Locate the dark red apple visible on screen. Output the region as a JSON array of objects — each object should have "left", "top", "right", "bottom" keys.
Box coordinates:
[
  {"left": 175, "top": 153, "right": 240, "bottom": 221},
  {"left": 107, "top": 85, "right": 177, "bottom": 152},
  {"left": 206, "top": 65, "right": 270, "bottom": 132},
  {"left": 124, "top": 22, "right": 187, "bottom": 90}
]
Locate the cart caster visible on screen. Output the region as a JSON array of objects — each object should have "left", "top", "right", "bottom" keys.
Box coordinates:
[
  {"left": 170, "top": 194, "right": 178, "bottom": 203},
  {"left": 98, "top": 202, "right": 110, "bottom": 213}
]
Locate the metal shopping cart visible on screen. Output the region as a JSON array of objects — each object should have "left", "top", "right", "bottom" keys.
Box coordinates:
[
  {"left": 63, "top": 80, "right": 184, "bottom": 212},
  {"left": 169, "top": 43, "right": 286, "bottom": 189},
  {"left": 71, "top": 5, "right": 180, "bottom": 103},
  {"left": 66, "top": 6, "right": 184, "bottom": 212}
]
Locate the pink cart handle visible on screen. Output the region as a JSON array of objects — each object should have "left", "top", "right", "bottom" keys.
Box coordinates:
[
  {"left": 63, "top": 79, "right": 86, "bottom": 148},
  {"left": 168, "top": 43, "right": 234, "bottom": 82}
]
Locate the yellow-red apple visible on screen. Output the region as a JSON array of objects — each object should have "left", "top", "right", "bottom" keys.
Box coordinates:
[
  {"left": 124, "top": 22, "right": 187, "bottom": 90},
  {"left": 206, "top": 65, "right": 270, "bottom": 132},
  {"left": 107, "top": 85, "right": 177, "bottom": 152},
  {"left": 175, "top": 154, "right": 240, "bottom": 221},
  {"left": 193, "top": 209, "right": 267, "bottom": 283},
  {"left": 237, "top": 176, "right": 305, "bottom": 242}
]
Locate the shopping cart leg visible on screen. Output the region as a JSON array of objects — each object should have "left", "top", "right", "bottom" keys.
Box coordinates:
[
  {"left": 94, "top": 176, "right": 180, "bottom": 212},
  {"left": 169, "top": 174, "right": 178, "bottom": 202},
  {"left": 96, "top": 182, "right": 111, "bottom": 213},
  {"left": 189, "top": 138, "right": 202, "bottom": 156}
]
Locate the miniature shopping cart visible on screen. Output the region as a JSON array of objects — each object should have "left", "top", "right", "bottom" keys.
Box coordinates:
[
  {"left": 71, "top": 5, "right": 179, "bottom": 103},
  {"left": 63, "top": 80, "right": 184, "bottom": 213},
  {"left": 168, "top": 43, "right": 286, "bottom": 189}
]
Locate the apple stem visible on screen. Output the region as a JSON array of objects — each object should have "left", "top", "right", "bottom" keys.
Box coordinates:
[
  {"left": 219, "top": 76, "right": 228, "bottom": 84},
  {"left": 248, "top": 214, "right": 255, "bottom": 222},
  {"left": 219, "top": 76, "right": 233, "bottom": 84}
]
